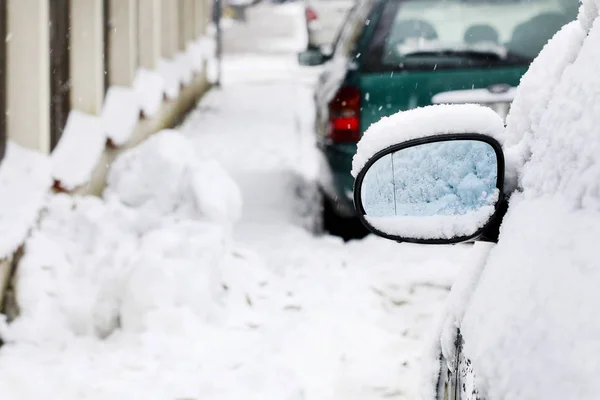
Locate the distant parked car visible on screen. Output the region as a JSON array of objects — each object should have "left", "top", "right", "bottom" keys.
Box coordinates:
[
  {"left": 298, "top": 0, "right": 577, "bottom": 237},
  {"left": 351, "top": 0, "right": 598, "bottom": 397},
  {"left": 304, "top": 0, "right": 355, "bottom": 51}
]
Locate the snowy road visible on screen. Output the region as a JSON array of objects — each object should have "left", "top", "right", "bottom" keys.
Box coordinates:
[{"left": 0, "top": 3, "right": 474, "bottom": 399}]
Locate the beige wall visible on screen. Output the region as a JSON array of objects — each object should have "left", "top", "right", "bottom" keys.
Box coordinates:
[
  {"left": 181, "top": 0, "right": 196, "bottom": 49},
  {"left": 138, "top": 0, "right": 162, "bottom": 70},
  {"left": 70, "top": 0, "right": 105, "bottom": 115},
  {"left": 4, "top": 0, "right": 211, "bottom": 156},
  {"left": 108, "top": 0, "right": 138, "bottom": 86},
  {"left": 161, "top": 0, "right": 180, "bottom": 58},
  {"left": 6, "top": 0, "right": 50, "bottom": 153}
]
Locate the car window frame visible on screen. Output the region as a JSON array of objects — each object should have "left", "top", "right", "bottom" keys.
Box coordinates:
[
  {"left": 359, "top": 0, "right": 573, "bottom": 73},
  {"left": 332, "top": 0, "right": 376, "bottom": 60}
]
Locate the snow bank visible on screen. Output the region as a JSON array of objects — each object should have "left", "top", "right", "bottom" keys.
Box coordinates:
[
  {"left": 133, "top": 69, "right": 165, "bottom": 118},
  {"left": 7, "top": 130, "right": 244, "bottom": 344},
  {"left": 51, "top": 110, "right": 106, "bottom": 191},
  {"left": 351, "top": 104, "right": 505, "bottom": 177},
  {"left": 105, "top": 130, "right": 242, "bottom": 225},
  {"left": 0, "top": 143, "right": 52, "bottom": 259},
  {"left": 101, "top": 86, "right": 141, "bottom": 146}
]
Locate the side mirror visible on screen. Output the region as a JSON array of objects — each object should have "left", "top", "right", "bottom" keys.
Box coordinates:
[
  {"left": 353, "top": 134, "right": 505, "bottom": 244},
  {"left": 298, "top": 48, "right": 327, "bottom": 66}
]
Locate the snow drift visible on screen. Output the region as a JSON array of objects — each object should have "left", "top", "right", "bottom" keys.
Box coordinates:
[{"left": 6, "top": 130, "right": 244, "bottom": 343}]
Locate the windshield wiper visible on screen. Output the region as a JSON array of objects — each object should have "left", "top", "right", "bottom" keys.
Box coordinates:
[
  {"left": 402, "top": 49, "right": 533, "bottom": 64},
  {"left": 403, "top": 49, "right": 505, "bottom": 59}
]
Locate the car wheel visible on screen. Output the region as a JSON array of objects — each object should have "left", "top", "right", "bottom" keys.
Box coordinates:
[{"left": 321, "top": 191, "right": 369, "bottom": 241}]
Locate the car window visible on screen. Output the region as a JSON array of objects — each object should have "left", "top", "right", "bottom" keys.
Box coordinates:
[
  {"left": 332, "top": 0, "right": 372, "bottom": 59},
  {"left": 363, "top": 0, "right": 578, "bottom": 71}
]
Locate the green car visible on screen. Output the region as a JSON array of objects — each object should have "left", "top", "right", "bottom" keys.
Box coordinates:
[{"left": 299, "top": 0, "right": 577, "bottom": 237}]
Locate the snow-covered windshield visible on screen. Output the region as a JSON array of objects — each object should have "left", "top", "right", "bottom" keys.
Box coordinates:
[{"left": 364, "top": 0, "right": 578, "bottom": 70}]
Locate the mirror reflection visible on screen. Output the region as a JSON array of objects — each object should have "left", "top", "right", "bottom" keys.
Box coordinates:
[{"left": 359, "top": 140, "right": 499, "bottom": 239}]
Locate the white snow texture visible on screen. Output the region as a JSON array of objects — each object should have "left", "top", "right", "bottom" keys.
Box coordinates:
[
  {"left": 0, "top": 143, "right": 52, "bottom": 259},
  {"left": 9, "top": 130, "right": 242, "bottom": 344}
]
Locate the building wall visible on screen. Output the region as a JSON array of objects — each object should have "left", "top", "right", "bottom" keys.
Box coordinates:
[{"left": 2, "top": 0, "right": 212, "bottom": 159}]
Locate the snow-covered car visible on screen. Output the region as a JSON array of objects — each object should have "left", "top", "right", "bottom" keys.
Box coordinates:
[
  {"left": 351, "top": 0, "right": 600, "bottom": 398},
  {"left": 304, "top": 0, "right": 355, "bottom": 50}
]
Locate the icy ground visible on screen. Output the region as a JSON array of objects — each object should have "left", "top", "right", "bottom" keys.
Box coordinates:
[{"left": 0, "top": 3, "right": 474, "bottom": 399}]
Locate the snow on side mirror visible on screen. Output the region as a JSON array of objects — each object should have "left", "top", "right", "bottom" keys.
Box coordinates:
[
  {"left": 353, "top": 134, "right": 505, "bottom": 244},
  {"left": 351, "top": 104, "right": 507, "bottom": 244}
]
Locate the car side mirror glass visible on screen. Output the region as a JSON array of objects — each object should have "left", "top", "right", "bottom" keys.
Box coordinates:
[
  {"left": 297, "top": 48, "right": 327, "bottom": 66},
  {"left": 354, "top": 135, "right": 505, "bottom": 244}
]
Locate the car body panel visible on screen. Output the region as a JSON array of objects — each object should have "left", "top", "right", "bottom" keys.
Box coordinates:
[
  {"left": 314, "top": 0, "right": 577, "bottom": 221},
  {"left": 313, "top": 0, "right": 539, "bottom": 216},
  {"left": 317, "top": 65, "right": 526, "bottom": 214},
  {"left": 358, "top": 67, "right": 526, "bottom": 133}
]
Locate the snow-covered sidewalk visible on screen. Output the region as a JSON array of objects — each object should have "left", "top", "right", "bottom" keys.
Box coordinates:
[{"left": 0, "top": 4, "right": 474, "bottom": 399}]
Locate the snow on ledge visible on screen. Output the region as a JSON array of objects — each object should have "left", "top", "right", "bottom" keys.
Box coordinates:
[
  {"left": 158, "top": 58, "right": 182, "bottom": 100},
  {"left": 187, "top": 41, "right": 206, "bottom": 74},
  {"left": 0, "top": 143, "right": 52, "bottom": 259},
  {"left": 51, "top": 110, "right": 106, "bottom": 191},
  {"left": 174, "top": 51, "right": 194, "bottom": 86},
  {"left": 133, "top": 69, "right": 165, "bottom": 118},
  {"left": 351, "top": 104, "right": 505, "bottom": 177},
  {"left": 101, "top": 86, "right": 141, "bottom": 147}
]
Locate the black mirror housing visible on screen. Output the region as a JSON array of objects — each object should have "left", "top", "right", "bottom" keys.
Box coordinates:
[{"left": 353, "top": 133, "right": 506, "bottom": 245}]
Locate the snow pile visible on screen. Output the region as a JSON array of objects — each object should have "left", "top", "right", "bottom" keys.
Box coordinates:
[
  {"left": 105, "top": 130, "right": 242, "bottom": 226},
  {"left": 101, "top": 86, "right": 141, "bottom": 146},
  {"left": 51, "top": 110, "right": 106, "bottom": 191},
  {"left": 7, "top": 129, "right": 243, "bottom": 344},
  {"left": 133, "top": 69, "right": 166, "bottom": 118},
  {"left": 351, "top": 104, "right": 505, "bottom": 177},
  {"left": 0, "top": 143, "right": 52, "bottom": 259}
]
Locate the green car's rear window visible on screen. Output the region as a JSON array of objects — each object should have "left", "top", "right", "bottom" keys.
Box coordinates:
[{"left": 362, "top": 0, "right": 579, "bottom": 72}]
